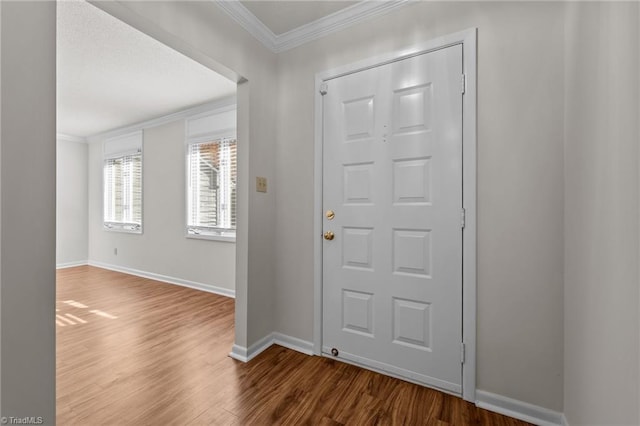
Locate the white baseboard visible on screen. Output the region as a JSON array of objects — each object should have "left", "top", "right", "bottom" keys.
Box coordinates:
[
  {"left": 272, "top": 332, "right": 314, "bottom": 355},
  {"left": 229, "top": 332, "right": 314, "bottom": 363},
  {"left": 248, "top": 333, "right": 275, "bottom": 360},
  {"left": 229, "top": 344, "right": 249, "bottom": 362},
  {"left": 229, "top": 333, "right": 273, "bottom": 362},
  {"left": 56, "top": 260, "right": 88, "bottom": 269},
  {"left": 476, "top": 390, "right": 564, "bottom": 426},
  {"left": 87, "top": 260, "right": 235, "bottom": 298}
]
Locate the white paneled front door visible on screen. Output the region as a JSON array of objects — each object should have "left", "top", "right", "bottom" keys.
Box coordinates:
[{"left": 322, "top": 45, "right": 464, "bottom": 394}]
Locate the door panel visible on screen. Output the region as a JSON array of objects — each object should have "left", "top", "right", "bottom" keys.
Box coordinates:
[{"left": 322, "top": 45, "right": 463, "bottom": 393}]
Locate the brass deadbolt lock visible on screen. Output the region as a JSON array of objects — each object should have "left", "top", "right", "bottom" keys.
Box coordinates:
[{"left": 325, "top": 210, "right": 335, "bottom": 220}]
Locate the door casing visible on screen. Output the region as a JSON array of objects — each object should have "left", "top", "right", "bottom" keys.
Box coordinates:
[{"left": 313, "top": 28, "right": 477, "bottom": 402}]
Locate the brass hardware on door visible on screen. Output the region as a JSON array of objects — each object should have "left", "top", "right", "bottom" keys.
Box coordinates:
[
  {"left": 325, "top": 210, "right": 335, "bottom": 220},
  {"left": 324, "top": 231, "right": 335, "bottom": 241}
]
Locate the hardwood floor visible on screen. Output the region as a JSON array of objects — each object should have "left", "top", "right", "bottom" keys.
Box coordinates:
[{"left": 57, "top": 266, "right": 530, "bottom": 425}]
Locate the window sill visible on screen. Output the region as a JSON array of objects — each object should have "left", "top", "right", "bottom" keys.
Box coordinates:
[
  {"left": 186, "top": 231, "right": 236, "bottom": 243},
  {"left": 103, "top": 224, "right": 142, "bottom": 234}
]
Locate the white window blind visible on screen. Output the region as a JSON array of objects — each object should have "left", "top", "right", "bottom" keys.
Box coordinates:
[
  {"left": 103, "top": 132, "right": 143, "bottom": 233},
  {"left": 187, "top": 138, "right": 237, "bottom": 237}
]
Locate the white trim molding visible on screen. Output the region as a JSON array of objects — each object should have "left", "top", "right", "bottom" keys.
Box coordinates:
[
  {"left": 229, "top": 332, "right": 314, "bottom": 363},
  {"left": 57, "top": 133, "right": 87, "bottom": 143},
  {"left": 87, "top": 95, "right": 237, "bottom": 142},
  {"left": 476, "top": 390, "right": 565, "bottom": 426},
  {"left": 229, "top": 333, "right": 273, "bottom": 362},
  {"left": 272, "top": 332, "right": 314, "bottom": 355},
  {"left": 214, "top": 0, "right": 408, "bottom": 53},
  {"left": 229, "top": 344, "right": 249, "bottom": 362},
  {"left": 214, "top": 0, "right": 277, "bottom": 52},
  {"left": 56, "top": 260, "right": 89, "bottom": 269},
  {"left": 313, "top": 28, "right": 477, "bottom": 402},
  {"left": 88, "top": 260, "right": 235, "bottom": 298}
]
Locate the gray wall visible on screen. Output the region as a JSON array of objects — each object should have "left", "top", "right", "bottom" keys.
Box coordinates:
[
  {"left": 564, "top": 3, "right": 640, "bottom": 424},
  {"left": 57, "top": 139, "right": 88, "bottom": 266},
  {"left": 275, "top": 1, "right": 565, "bottom": 411},
  {"left": 0, "top": 2, "right": 56, "bottom": 423},
  {"left": 1, "top": 1, "right": 638, "bottom": 421},
  {"left": 88, "top": 119, "right": 236, "bottom": 293}
]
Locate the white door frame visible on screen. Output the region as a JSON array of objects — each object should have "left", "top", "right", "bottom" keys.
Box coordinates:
[{"left": 313, "top": 28, "right": 477, "bottom": 402}]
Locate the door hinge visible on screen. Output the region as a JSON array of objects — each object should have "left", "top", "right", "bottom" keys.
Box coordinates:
[
  {"left": 320, "top": 82, "right": 328, "bottom": 96},
  {"left": 460, "top": 208, "right": 466, "bottom": 229},
  {"left": 461, "top": 74, "right": 466, "bottom": 94},
  {"left": 461, "top": 342, "right": 466, "bottom": 364}
]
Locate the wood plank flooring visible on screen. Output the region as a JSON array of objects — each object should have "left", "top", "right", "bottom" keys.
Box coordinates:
[{"left": 57, "top": 266, "right": 530, "bottom": 425}]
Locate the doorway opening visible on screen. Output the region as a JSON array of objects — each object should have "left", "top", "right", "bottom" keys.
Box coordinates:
[{"left": 55, "top": 1, "right": 247, "bottom": 423}]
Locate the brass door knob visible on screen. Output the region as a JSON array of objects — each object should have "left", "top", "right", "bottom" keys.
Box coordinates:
[{"left": 323, "top": 231, "right": 335, "bottom": 241}]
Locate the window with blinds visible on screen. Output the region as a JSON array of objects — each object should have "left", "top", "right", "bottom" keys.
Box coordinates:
[
  {"left": 187, "top": 138, "right": 237, "bottom": 238},
  {"left": 103, "top": 131, "right": 143, "bottom": 233}
]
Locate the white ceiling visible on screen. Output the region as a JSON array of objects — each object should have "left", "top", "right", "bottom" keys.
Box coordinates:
[
  {"left": 57, "top": 1, "right": 236, "bottom": 138},
  {"left": 57, "top": 1, "right": 406, "bottom": 138},
  {"left": 240, "top": 1, "right": 358, "bottom": 35}
]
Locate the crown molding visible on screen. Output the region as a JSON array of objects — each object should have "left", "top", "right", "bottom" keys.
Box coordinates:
[
  {"left": 214, "top": 0, "right": 409, "bottom": 53},
  {"left": 214, "top": 1, "right": 277, "bottom": 51},
  {"left": 276, "top": 0, "right": 408, "bottom": 52},
  {"left": 57, "top": 133, "right": 87, "bottom": 143},
  {"left": 87, "top": 95, "right": 237, "bottom": 142}
]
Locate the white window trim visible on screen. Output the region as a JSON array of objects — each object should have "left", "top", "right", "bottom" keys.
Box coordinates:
[
  {"left": 185, "top": 105, "right": 237, "bottom": 242},
  {"left": 102, "top": 131, "right": 144, "bottom": 235},
  {"left": 104, "top": 222, "right": 143, "bottom": 234},
  {"left": 185, "top": 228, "right": 236, "bottom": 243},
  {"left": 185, "top": 133, "right": 237, "bottom": 243}
]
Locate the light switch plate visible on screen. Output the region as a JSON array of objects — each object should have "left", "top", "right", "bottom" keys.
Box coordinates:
[{"left": 256, "top": 177, "right": 267, "bottom": 193}]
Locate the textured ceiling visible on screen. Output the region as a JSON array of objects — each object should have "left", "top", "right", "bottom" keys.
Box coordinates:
[
  {"left": 57, "top": 1, "right": 236, "bottom": 138},
  {"left": 240, "top": 1, "right": 358, "bottom": 35}
]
